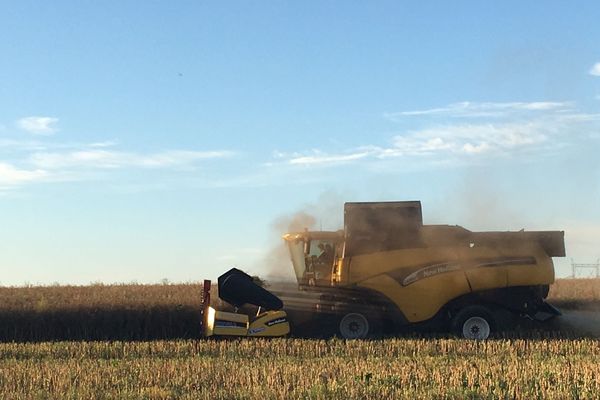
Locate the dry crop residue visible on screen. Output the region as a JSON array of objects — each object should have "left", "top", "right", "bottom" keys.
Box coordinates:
[{"left": 0, "top": 338, "right": 598, "bottom": 399}]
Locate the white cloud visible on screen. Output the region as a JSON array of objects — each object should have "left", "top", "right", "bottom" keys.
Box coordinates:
[
  {"left": 16, "top": 116, "right": 59, "bottom": 135},
  {"left": 0, "top": 132, "right": 236, "bottom": 191},
  {"left": 138, "top": 150, "right": 233, "bottom": 167},
  {"left": 284, "top": 121, "right": 553, "bottom": 166},
  {"left": 278, "top": 100, "right": 598, "bottom": 167},
  {"left": 89, "top": 140, "right": 118, "bottom": 148},
  {"left": 29, "top": 149, "right": 233, "bottom": 169},
  {"left": 0, "top": 139, "right": 47, "bottom": 151},
  {"left": 288, "top": 151, "right": 370, "bottom": 166},
  {"left": 385, "top": 101, "right": 573, "bottom": 120},
  {"left": 589, "top": 62, "right": 600, "bottom": 77},
  {"left": 397, "top": 122, "right": 547, "bottom": 153},
  {"left": 0, "top": 162, "right": 47, "bottom": 187},
  {"left": 462, "top": 142, "right": 491, "bottom": 154}
]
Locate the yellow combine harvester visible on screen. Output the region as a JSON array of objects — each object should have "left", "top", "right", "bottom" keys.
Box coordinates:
[{"left": 283, "top": 201, "right": 565, "bottom": 339}]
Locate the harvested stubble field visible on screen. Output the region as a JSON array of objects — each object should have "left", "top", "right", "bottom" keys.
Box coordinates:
[
  {"left": 0, "top": 279, "right": 598, "bottom": 399},
  {"left": 0, "top": 338, "right": 599, "bottom": 399}
]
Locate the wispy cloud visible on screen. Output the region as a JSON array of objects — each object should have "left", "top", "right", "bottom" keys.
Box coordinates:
[
  {"left": 88, "top": 140, "right": 118, "bottom": 148},
  {"left": 384, "top": 101, "right": 572, "bottom": 120},
  {"left": 16, "top": 116, "right": 59, "bottom": 135},
  {"left": 276, "top": 101, "right": 599, "bottom": 167},
  {"left": 288, "top": 151, "right": 370, "bottom": 166},
  {"left": 0, "top": 138, "right": 47, "bottom": 151},
  {"left": 29, "top": 149, "right": 233, "bottom": 169},
  {"left": 589, "top": 62, "right": 600, "bottom": 77},
  {"left": 0, "top": 129, "right": 235, "bottom": 191},
  {"left": 387, "top": 122, "right": 549, "bottom": 156},
  {"left": 0, "top": 162, "right": 47, "bottom": 188}
]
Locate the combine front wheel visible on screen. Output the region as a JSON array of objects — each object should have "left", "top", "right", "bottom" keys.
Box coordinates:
[
  {"left": 452, "top": 305, "right": 496, "bottom": 340},
  {"left": 338, "top": 313, "right": 370, "bottom": 339}
]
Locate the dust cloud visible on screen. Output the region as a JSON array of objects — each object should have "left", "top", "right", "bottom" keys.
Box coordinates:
[
  {"left": 555, "top": 309, "right": 600, "bottom": 338},
  {"left": 260, "top": 211, "right": 316, "bottom": 281},
  {"left": 428, "top": 170, "right": 525, "bottom": 231},
  {"left": 255, "top": 192, "right": 344, "bottom": 282}
]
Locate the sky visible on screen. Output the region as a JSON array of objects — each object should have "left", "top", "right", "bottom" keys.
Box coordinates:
[{"left": 1, "top": 1, "right": 599, "bottom": 285}]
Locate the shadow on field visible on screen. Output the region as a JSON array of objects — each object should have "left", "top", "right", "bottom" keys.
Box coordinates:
[
  {"left": 1, "top": 308, "right": 597, "bottom": 342},
  {"left": 0, "top": 306, "right": 202, "bottom": 342},
  {"left": 289, "top": 303, "right": 600, "bottom": 340}
]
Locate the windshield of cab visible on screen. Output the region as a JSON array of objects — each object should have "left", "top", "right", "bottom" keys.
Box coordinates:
[
  {"left": 288, "top": 240, "right": 306, "bottom": 283},
  {"left": 287, "top": 238, "right": 335, "bottom": 286}
]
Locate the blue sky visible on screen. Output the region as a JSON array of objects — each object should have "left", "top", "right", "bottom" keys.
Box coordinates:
[{"left": 1, "top": 1, "right": 599, "bottom": 284}]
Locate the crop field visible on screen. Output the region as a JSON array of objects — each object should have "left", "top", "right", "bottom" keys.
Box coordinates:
[
  {"left": 0, "top": 283, "right": 202, "bottom": 342},
  {"left": 547, "top": 278, "right": 600, "bottom": 310},
  {"left": 0, "top": 279, "right": 598, "bottom": 399},
  {"left": 0, "top": 278, "right": 598, "bottom": 342},
  {"left": 1, "top": 338, "right": 599, "bottom": 399}
]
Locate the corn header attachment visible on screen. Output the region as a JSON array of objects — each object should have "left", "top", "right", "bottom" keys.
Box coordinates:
[{"left": 201, "top": 268, "right": 290, "bottom": 337}]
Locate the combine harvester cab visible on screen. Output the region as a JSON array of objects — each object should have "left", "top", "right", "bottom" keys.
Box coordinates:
[
  {"left": 202, "top": 268, "right": 290, "bottom": 338},
  {"left": 283, "top": 201, "right": 565, "bottom": 340}
]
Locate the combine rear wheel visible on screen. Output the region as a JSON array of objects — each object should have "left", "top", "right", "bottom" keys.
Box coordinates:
[
  {"left": 338, "top": 313, "right": 370, "bottom": 339},
  {"left": 452, "top": 305, "right": 496, "bottom": 340}
]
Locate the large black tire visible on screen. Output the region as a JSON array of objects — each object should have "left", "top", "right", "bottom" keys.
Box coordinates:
[
  {"left": 338, "top": 312, "right": 371, "bottom": 339},
  {"left": 452, "top": 305, "right": 497, "bottom": 340}
]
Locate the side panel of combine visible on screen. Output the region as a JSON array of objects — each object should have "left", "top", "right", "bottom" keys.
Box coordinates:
[
  {"left": 348, "top": 246, "right": 472, "bottom": 322},
  {"left": 457, "top": 244, "right": 510, "bottom": 291},
  {"left": 346, "top": 237, "right": 558, "bottom": 323},
  {"left": 505, "top": 249, "right": 555, "bottom": 287},
  {"left": 458, "top": 236, "right": 556, "bottom": 290}
]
